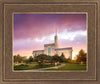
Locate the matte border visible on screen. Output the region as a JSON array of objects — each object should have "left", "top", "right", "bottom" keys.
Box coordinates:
[{"left": 12, "top": 12, "right": 88, "bottom": 72}]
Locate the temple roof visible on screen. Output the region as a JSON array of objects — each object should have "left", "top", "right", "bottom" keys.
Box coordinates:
[
  {"left": 33, "top": 50, "right": 44, "bottom": 52},
  {"left": 55, "top": 47, "right": 72, "bottom": 51},
  {"left": 44, "top": 43, "right": 55, "bottom": 47}
]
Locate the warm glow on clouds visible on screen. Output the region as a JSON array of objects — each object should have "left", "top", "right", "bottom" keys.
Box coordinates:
[
  {"left": 13, "top": 14, "right": 87, "bottom": 59},
  {"left": 34, "top": 29, "right": 86, "bottom": 43}
]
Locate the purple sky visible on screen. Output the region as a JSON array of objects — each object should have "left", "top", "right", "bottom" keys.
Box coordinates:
[{"left": 13, "top": 14, "right": 87, "bottom": 59}]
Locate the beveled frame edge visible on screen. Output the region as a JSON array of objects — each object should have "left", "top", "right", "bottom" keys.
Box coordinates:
[
  {"left": 4, "top": 3, "right": 96, "bottom": 80},
  {"left": 4, "top": 3, "right": 97, "bottom": 82},
  {"left": 0, "top": 0, "right": 100, "bottom": 84}
]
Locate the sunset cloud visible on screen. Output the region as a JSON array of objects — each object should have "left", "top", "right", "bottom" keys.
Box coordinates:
[
  {"left": 13, "top": 14, "right": 87, "bottom": 59},
  {"left": 34, "top": 29, "right": 86, "bottom": 44}
]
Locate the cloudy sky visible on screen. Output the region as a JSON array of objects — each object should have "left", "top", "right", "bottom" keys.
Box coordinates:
[{"left": 13, "top": 13, "right": 87, "bottom": 59}]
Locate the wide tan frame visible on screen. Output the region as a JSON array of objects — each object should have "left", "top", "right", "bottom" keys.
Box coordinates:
[
  {"left": 4, "top": 3, "right": 96, "bottom": 80},
  {"left": 0, "top": 0, "right": 99, "bottom": 84}
]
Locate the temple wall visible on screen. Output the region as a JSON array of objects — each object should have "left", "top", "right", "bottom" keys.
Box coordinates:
[
  {"left": 56, "top": 50, "right": 72, "bottom": 59},
  {"left": 44, "top": 46, "right": 55, "bottom": 56},
  {"left": 33, "top": 49, "right": 72, "bottom": 59}
]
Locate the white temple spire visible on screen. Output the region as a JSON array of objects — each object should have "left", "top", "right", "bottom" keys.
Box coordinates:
[
  {"left": 56, "top": 28, "right": 57, "bottom": 35},
  {"left": 55, "top": 28, "right": 58, "bottom": 48}
]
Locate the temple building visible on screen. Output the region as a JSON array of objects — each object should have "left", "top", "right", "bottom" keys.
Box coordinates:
[{"left": 32, "top": 30, "right": 73, "bottom": 59}]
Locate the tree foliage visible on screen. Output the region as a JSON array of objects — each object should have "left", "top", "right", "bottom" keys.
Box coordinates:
[
  {"left": 51, "top": 54, "right": 61, "bottom": 63},
  {"left": 60, "top": 53, "right": 66, "bottom": 62},
  {"left": 14, "top": 54, "right": 26, "bottom": 63},
  {"left": 76, "top": 49, "right": 87, "bottom": 63},
  {"left": 34, "top": 54, "right": 51, "bottom": 65},
  {"left": 34, "top": 54, "right": 66, "bottom": 65},
  {"left": 28, "top": 56, "right": 33, "bottom": 62}
]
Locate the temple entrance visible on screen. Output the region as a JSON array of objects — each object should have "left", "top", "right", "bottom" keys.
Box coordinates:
[{"left": 48, "top": 48, "right": 51, "bottom": 56}]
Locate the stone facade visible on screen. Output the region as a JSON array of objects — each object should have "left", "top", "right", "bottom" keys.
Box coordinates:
[{"left": 32, "top": 33, "right": 73, "bottom": 59}]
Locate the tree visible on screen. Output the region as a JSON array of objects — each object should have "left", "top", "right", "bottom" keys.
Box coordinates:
[
  {"left": 76, "top": 49, "right": 87, "bottom": 63},
  {"left": 65, "top": 58, "right": 71, "bottom": 63},
  {"left": 34, "top": 54, "right": 50, "bottom": 65},
  {"left": 14, "top": 54, "right": 23, "bottom": 63},
  {"left": 60, "top": 53, "right": 66, "bottom": 62},
  {"left": 28, "top": 56, "right": 33, "bottom": 63},
  {"left": 51, "top": 54, "right": 61, "bottom": 63},
  {"left": 14, "top": 54, "right": 27, "bottom": 64}
]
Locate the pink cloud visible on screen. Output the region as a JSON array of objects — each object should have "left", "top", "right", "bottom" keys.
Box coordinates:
[{"left": 13, "top": 14, "right": 87, "bottom": 57}]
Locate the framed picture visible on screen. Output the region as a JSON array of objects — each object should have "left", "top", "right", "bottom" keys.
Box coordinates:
[
  {"left": 0, "top": 0, "right": 99, "bottom": 84},
  {"left": 13, "top": 13, "right": 87, "bottom": 72}
]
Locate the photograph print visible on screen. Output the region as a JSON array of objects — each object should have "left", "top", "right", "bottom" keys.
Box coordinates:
[{"left": 13, "top": 13, "right": 87, "bottom": 71}]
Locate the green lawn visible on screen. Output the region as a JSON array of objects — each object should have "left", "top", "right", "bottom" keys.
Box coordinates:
[
  {"left": 14, "top": 64, "right": 36, "bottom": 70},
  {"left": 46, "top": 63, "right": 86, "bottom": 71},
  {"left": 14, "top": 63, "right": 55, "bottom": 70},
  {"left": 14, "top": 63, "right": 86, "bottom": 71}
]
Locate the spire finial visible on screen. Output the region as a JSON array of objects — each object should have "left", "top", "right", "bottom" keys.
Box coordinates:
[{"left": 56, "top": 28, "right": 57, "bottom": 35}]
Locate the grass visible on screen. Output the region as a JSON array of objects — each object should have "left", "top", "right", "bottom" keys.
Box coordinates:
[
  {"left": 14, "top": 64, "right": 36, "bottom": 70},
  {"left": 14, "top": 63, "right": 87, "bottom": 71},
  {"left": 45, "top": 63, "right": 86, "bottom": 71},
  {"left": 14, "top": 63, "right": 55, "bottom": 70}
]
